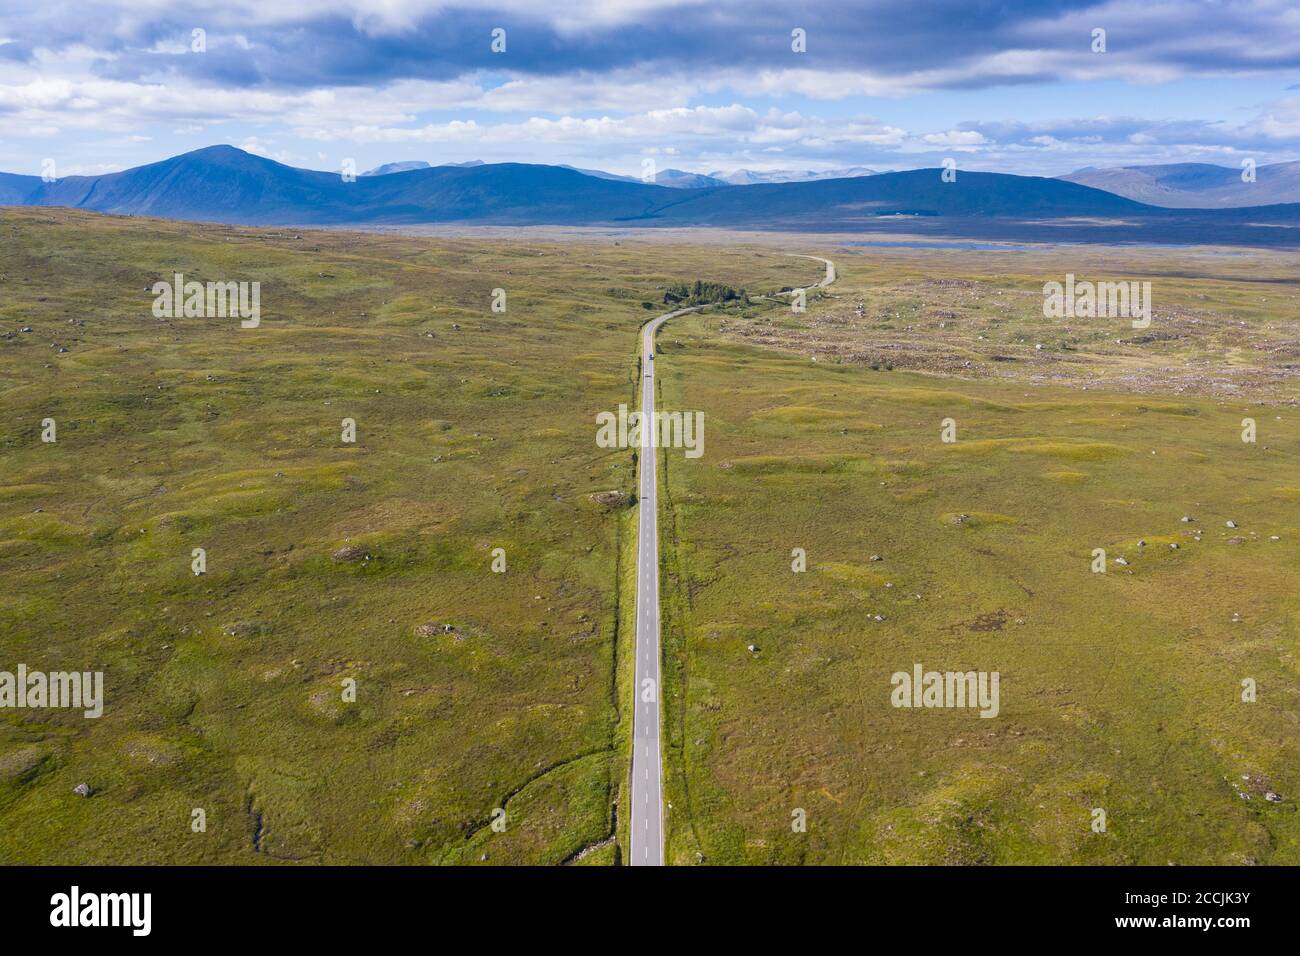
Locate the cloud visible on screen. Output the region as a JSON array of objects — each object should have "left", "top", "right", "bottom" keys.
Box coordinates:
[
  {"left": 3, "top": 1, "right": 1300, "bottom": 178},
  {"left": 5, "top": 1, "right": 1300, "bottom": 94},
  {"left": 923, "top": 130, "right": 989, "bottom": 147}
]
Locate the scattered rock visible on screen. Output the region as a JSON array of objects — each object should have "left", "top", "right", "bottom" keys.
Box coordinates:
[
  {"left": 415, "top": 623, "right": 457, "bottom": 639},
  {"left": 589, "top": 490, "right": 629, "bottom": 508},
  {"left": 223, "top": 621, "right": 265, "bottom": 638}
]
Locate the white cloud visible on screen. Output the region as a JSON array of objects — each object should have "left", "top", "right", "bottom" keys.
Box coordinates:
[{"left": 923, "top": 130, "right": 989, "bottom": 147}]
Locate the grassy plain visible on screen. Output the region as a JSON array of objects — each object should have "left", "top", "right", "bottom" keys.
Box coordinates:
[
  {"left": 655, "top": 241, "right": 1300, "bottom": 863},
  {"left": 0, "top": 208, "right": 797, "bottom": 863},
  {"left": 2, "top": 209, "right": 1297, "bottom": 865}
]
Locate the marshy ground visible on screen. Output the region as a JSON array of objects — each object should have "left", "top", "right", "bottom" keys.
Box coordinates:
[{"left": 1, "top": 209, "right": 1296, "bottom": 864}]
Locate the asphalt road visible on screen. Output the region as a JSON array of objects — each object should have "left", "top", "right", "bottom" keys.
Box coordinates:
[{"left": 628, "top": 254, "right": 835, "bottom": 867}]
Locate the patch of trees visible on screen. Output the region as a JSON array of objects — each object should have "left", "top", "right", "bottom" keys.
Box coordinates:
[{"left": 663, "top": 280, "right": 749, "bottom": 307}]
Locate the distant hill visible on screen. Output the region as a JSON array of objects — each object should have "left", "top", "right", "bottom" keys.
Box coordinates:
[
  {"left": 5, "top": 145, "right": 1300, "bottom": 245},
  {"left": 647, "top": 168, "right": 1148, "bottom": 225},
  {"left": 365, "top": 160, "right": 491, "bottom": 176},
  {"left": 558, "top": 164, "right": 641, "bottom": 184},
  {"left": 654, "top": 169, "right": 731, "bottom": 188},
  {"left": 557, "top": 164, "right": 729, "bottom": 188},
  {"left": 0, "top": 171, "right": 41, "bottom": 203},
  {"left": 4, "top": 145, "right": 678, "bottom": 224},
  {"left": 362, "top": 160, "right": 432, "bottom": 176},
  {"left": 1060, "top": 161, "right": 1300, "bottom": 207},
  {"left": 710, "top": 166, "right": 876, "bottom": 185}
]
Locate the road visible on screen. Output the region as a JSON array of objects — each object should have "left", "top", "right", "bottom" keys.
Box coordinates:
[{"left": 628, "top": 254, "right": 835, "bottom": 866}]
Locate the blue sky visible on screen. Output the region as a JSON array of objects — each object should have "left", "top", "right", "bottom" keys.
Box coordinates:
[{"left": 1, "top": 0, "right": 1299, "bottom": 178}]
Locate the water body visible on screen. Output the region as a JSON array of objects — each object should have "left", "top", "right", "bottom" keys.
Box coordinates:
[{"left": 839, "top": 239, "right": 1249, "bottom": 255}]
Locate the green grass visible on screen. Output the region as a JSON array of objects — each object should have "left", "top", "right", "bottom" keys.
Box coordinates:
[
  {"left": 0, "top": 208, "right": 804, "bottom": 864},
  {"left": 5, "top": 208, "right": 1297, "bottom": 865},
  {"left": 655, "top": 249, "right": 1300, "bottom": 865}
]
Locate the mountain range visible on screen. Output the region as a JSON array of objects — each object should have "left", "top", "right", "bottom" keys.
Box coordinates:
[
  {"left": 361, "top": 158, "right": 874, "bottom": 188},
  {"left": 3, "top": 145, "right": 1300, "bottom": 246},
  {"left": 1059, "top": 160, "right": 1300, "bottom": 207}
]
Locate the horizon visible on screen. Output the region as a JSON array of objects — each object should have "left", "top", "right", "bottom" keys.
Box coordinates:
[
  {"left": 2, "top": 1, "right": 1299, "bottom": 180},
  {"left": 3, "top": 140, "right": 1293, "bottom": 183}
]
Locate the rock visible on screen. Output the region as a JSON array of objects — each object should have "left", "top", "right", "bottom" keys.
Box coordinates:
[
  {"left": 72, "top": 783, "right": 92, "bottom": 797},
  {"left": 1227, "top": 537, "right": 1246, "bottom": 545},
  {"left": 746, "top": 644, "right": 758, "bottom": 653},
  {"left": 1137, "top": 540, "right": 1146, "bottom": 547},
  {"left": 1265, "top": 792, "right": 1282, "bottom": 803},
  {"left": 1115, "top": 557, "right": 1129, "bottom": 566},
  {"left": 1180, "top": 515, "right": 1194, "bottom": 523},
  {"left": 1169, "top": 543, "right": 1180, "bottom": 550},
  {"left": 1226, "top": 520, "right": 1237, "bottom": 528},
  {"left": 1270, "top": 535, "right": 1280, "bottom": 541},
  {"left": 332, "top": 545, "right": 369, "bottom": 562},
  {"left": 869, "top": 554, "right": 882, "bottom": 562},
  {"left": 222, "top": 621, "right": 264, "bottom": 638},
  {"left": 589, "top": 490, "right": 629, "bottom": 508}
]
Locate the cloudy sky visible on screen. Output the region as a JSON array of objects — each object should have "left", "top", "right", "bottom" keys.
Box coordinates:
[{"left": 2, "top": 0, "right": 1299, "bottom": 178}]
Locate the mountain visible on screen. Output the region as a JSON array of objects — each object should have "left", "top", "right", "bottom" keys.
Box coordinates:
[
  {"left": 654, "top": 169, "right": 731, "bottom": 189},
  {"left": 647, "top": 168, "right": 1148, "bottom": 225},
  {"left": 0, "top": 171, "right": 41, "bottom": 203},
  {"left": 368, "top": 160, "right": 830, "bottom": 190},
  {"left": 21, "top": 146, "right": 348, "bottom": 223},
  {"left": 1060, "top": 161, "right": 1300, "bottom": 207},
  {"left": 5, "top": 145, "right": 1300, "bottom": 246},
  {"left": 709, "top": 166, "right": 877, "bottom": 185},
  {"left": 558, "top": 164, "right": 641, "bottom": 184},
  {"left": 3, "top": 145, "right": 678, "bottom": 224},
  {"left": 557, "top": 164, "right": 728, "bottom": 188},
  {"left": 365, "top": 160, "right": 488, "bottom": 176},
  {"left": 362, "top": 160, "right": 431, "bottom": 176}
]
